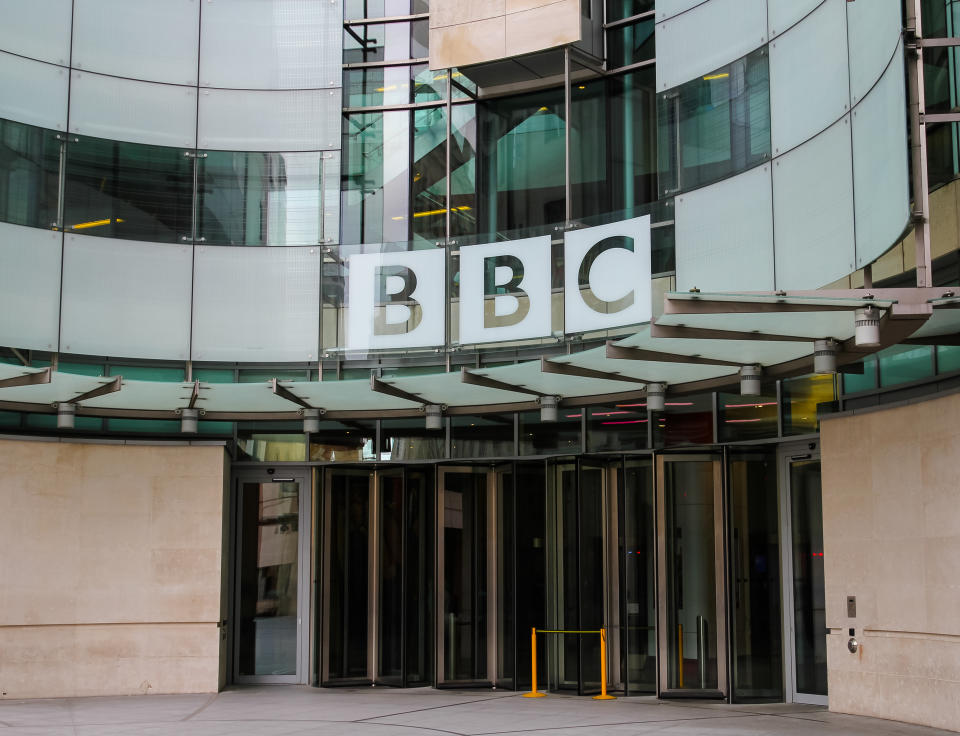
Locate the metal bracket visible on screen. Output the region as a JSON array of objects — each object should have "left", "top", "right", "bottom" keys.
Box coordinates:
[
  {"left": 271, "top": 378, "right": 315, "bottom": 410},
  {"left": 0, "top": 367, "right": 52, "bottom": 389},
  {"left": 70, "top": 375, "right": 122, "bottom": 403}
]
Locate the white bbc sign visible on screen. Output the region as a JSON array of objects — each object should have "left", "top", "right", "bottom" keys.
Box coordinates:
[{"left": 346, "top": 215, "right": 651, "bottom": 351}]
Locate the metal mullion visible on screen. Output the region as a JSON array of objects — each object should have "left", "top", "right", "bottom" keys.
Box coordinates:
[
  {"left": 605, "top": 57, "right": 656, "bottom": 77},
  {"left": 343, "top": 101, "right": 445, "bottom": 114},
  {"left": 368, "top": 470, "right": 378, "bottom": 683},
  {"left": 575, "top": 457, "right": 583, "bottom": 695},
  {"left": 400, "top": 468, "right": 408, "bottom": 686},
  {"left": 345, "top": 13, "right": 429, "bottom": 25},
  {"left": 603, "top": 10, "right": 656, "bottom": 30},
  {"left": 343, "top": 58, "right": 429, "bottom": 69},
  {"left": 564, "top": 47, "right": 572, "bottom": 224},
  {"left": 618, "top": 456, "right": 628, "bottom": 694}
]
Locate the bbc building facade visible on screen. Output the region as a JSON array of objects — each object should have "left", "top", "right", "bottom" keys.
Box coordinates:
[{"left": 1, "top": 0, "right": 959, "bottom": 731}]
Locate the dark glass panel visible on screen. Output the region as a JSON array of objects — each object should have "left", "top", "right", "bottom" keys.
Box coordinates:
[
  {"left": 937, "top": 344, "right": 960, "bottom": 372},
  {"left": 878, "top": 344, "right": 934, "bottom": 386},
  {"left": 64, "top": 135, "right": 192, "bottom": 243},
  {"left": 652, "top": 222, "right": 676, "bottom": 273},
  {"left": 718, "top": 388, "right": 778, "bottom": 442},
  {"left": 652, "top": 393, "right": 713, "bottom": 448},
  {"left": 921, "top": 0, "right": 953, "bottom": 37},
  {"left": 605, "top": 0, "right": 654, "bottom": 22},
  {"left": 451, "top": 414, "right": 515, "bottom": 457},
  {"left": 496, "top": 467, "right": 516, "bottom": 688},
  {"left": 412, "top": 105, "right": 448, "bottom": 244},
  {"left": 377, "top": 470, "right": 404, "bottom": 683},
  {"left": 238, "top": 481, "right": 299, "bottom": 676},
  {"left": 658, "top": 48, "right": 771, "bottom": 196},
  {"left": 237, "top": 432, "right": 306, "bottom": 462},
  {"left": 310, "top": 419, "right": 376, "bottom": 461},
  {"left": 730, "top": 452, "right": 783, "bottom": 702},
  {"left": 790, "top": 460, "right": 827, "bottom": 696},
  {"left": 197, "top": 151, "right": 324, "bottom": 246},
  {"left": 381, "top": 417, "right": 445, "bottom": 460},
  {"left": 606, "top": 19, "right": 655, "bottom": 69},
  {"left": 326, "top": 470, "right": 371, "bottom": 681},
  {"left": 842, "top": 354, "right": 878, "bottom": 394},
  {"left": 586, "top": 402, "right": 648, "bottom": 452},
  {"left": 442, "top": 471, "right": 488, "bottom": 681},
  {"left": 547, "top": 462, "right": 580, "bottom": 689},
  {"left": 782, "top": 374, "right": 837, "bottom": 436},
  {"left": 519, "top": 409, "right": 581, "bottom": 455},
  {"left": 570, "top": 80, "right": 609, "bottom": 222},
  {"left": 405, "top": 467, "right": 434, "bottom": 685},
  {"left": 622, "top": 459, "right": 655, "bottom": 693},
  {"left": 607, "top": 69, "right": 658, "bottom": 214},
  {"left": 106, "top": 418, "right": 180, "bottom": 434},
  {"left": 663, "top": 460, "right": 718, "bottom": 690},
  {"left": 0, "top": 119, "right": 60, "bottom": 229},
  {"left": 514, "top": 461, "right": 547, "bottom": 688},
  {"left": 578, "top": 463, "right": 605, "bottom": 693}
]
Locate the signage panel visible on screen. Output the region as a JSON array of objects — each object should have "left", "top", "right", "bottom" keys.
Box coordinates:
[
  {"left": 458, "top": 236, "right": 552, "bottom": 344},
  {"left": 563, "top": 216, "right": 652, "bottom": 334}
]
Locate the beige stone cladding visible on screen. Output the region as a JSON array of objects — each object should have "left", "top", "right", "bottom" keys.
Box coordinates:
[
  {"left": 821, "top": 393, "right": 960, "bottom": 732},
  {"left": 429, "top": 0, "right": 581, "bottom": 70},
  {"left": 0, "top": 439, "right": 228, "bottom": 698}
]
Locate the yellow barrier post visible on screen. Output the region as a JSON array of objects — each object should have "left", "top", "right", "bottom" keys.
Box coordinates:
[
  {"left": 522, "top": 627, "right": 547, "bottom": 697},
  {"left": 677, "top": 623, "right": 684, "bottom": 689},
  {"left": 592, "top": 627, "right": 616, "bottom": 700}
]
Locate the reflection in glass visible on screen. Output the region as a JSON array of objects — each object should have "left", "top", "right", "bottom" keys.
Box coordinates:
[
  {"left": 344, "top": 64, "right": 446, "bottom": 107},
  {"left": 238, "top": 481, "right": 299, "bottom": 676},
  {"left": 608, "top": 69, "right": 658, "bottom": 215},
  {"left": 790, "top": 460, "right": 827, "bottom": 696},
  {"left": 658, "top": 48, "right": 771, "bottom": 196},
  {"left": 342, "top": 111, "right": 411, "bottom": 244},
  {"left": 412, "top": 106, "right": 448, "bottom": 244},
  {"left": 198, "top": 151, "right": 324, "bottom": 245},
  {"left": 405, "top": 468, "right": 435, "bottom": 684},
  {"left": 442, "top": 472, "right": 488, "bottom": 681},
  {"left": 605, "top": 0, "right": 655, "bottom": 22},
  {"left": 606, "top": 20, "right": 655, "bottom": 69},
  {"left": 842, "top": 354, "right": 878, "bottom": 394},
  {"left": 878, "top": 344, "right": 935, "bottom": 387},
  {"left": 622, "top": 459, "right": 656, "bottom": 693},
  {"left": 514, "top": 462, "right": 547, "bottom": 688},
  {"left": 64, "top": 135, "right": 193, "bottom": 243},
  {"left": 587, "top": 403, "right": 648, "bottom": 451},
  {"left": 381, "top": 417, "right": 445, "bottom": 460},
  {"left": 451, "top": 414, "right": 515, "bottom": 457},
  {"left": 664, "top": 460, "right": 719, "bottom": 690},
  {"left": 0, "top": 119, "right": 60, "bottom": 229},
  {"left": 718, "top": 389, "right": 778, "bottom": 442},
  {"left": 309, "top": 419, "right": 376, "bottom": 461},
  {"left": 782, "top": 374, "right": 836, "bottom": 436},
  {"left": 730, "top": 453, "right": 783, "bottom": 702},
  {"left": 450, "top": 103, "right": 478, "bottom": 237},
  {"left": 937, "top": 344, "right": 960, "bottom": 373},
  {"left": 326, "top": 470, "right": 371, "bottom": 681},
  {"left": 378, "top": 471, "right": 404, "bottom": 683},
  {"left": 237, "top": 432, "right": 306, "bottom": 462},
  {"left": 496, "top": 468, "right": 516, "bottom": 687},
  {"left": 520, "top": 409, "right": 581, "bottom": 455},
  {"left": 652, "top": 394, "right": 713, "bottom": 448}
]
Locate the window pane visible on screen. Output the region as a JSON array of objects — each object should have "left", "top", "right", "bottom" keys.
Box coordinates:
[
  {"left": 606, "top": 19, "right": 655, "bottom": 69},
  {"left": 380, "top": 417, "right": 445, "bottom": 460},
  {"left": 450, "top": 103, "right": 478, "bottom": 237},
  {"left": 238, "top": 432, "right": 306, "bottom": 462},
  {"left": 937, "top": 345, "right": 960, "bottom": 373},
  {"left": 842, "top": 354, "right": 877, "bottom": 394},
  {"left": 652, "top": 393, "right": 713, "bottom": 448},
  {"left": 607, "top": 69, "right": 658, "bottom": 213},
  {"left": 718, "top": 389, "right": 778, "bottom": 442},
  {"left": 658, "top": 48, "right": 771, "bottom": 197},
  {"left": 198, "top": 151, "right": 324, "bottom": 246},
  {"left": 878, "top": 345, "right": 934, "bottom": 387},
  {"left": 344, "top": 64, "right": 445, "bottom": 107},
  {"left": 782, "top": 374, "right": 836, "bottom": 436},
  {"left": 571, "top": 80, "right": 608, "bottom": 221},
  {"left": 412, "top": 106, "right": 447, "bottom": 244},
  {"left": 606, "top": 0, "right": 654, "bottom": 22},
  {"left": 586, "top": 402, "right": 648, "bottom": 451},
  {"left": 310, "top": 420, "right": 376, "bottom": 461},
  {"left": 64, "top": 135, "right": 192, "bottom": 243},
  {"left": 451, "top": 414, "right": 515, "bottom": 458},
  {"left": 519, "top": 409, "right": 580, "bottom": 455},
  {"left": 0, "top": 119, "right": 60, "bottom": 229}
]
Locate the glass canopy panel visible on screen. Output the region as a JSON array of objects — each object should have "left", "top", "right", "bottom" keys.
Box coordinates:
[
  {"left": 385, "top": 372, "right": 533, "bottom": 407},
  {"left": 654, "top": 310, "right": 861, "bottom": 341},
  {"left": 475, "top": 360, "right": 644, "bottom": 397},
  {"left": 200, "top": 383, "right": 307, "bottom": 414},
  {"left": 612, "top": 326, "right": 813, "bottom": 367},
  {"left": 291, "top": 379, "right": 420, "bottom": 412},
  {"left": 554, "top": 348, "right": 736, "bottom": 384},
  {"left": 82, "top": 380, "right": 193, "bottom": 411},
  {"left": 0, "top": 370, "right": 108, "bottom": 405}
]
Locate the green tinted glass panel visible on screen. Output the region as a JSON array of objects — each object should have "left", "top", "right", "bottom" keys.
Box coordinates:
[
  {"left": 607, "top": 69, "right": 658, "bottom": 214},
  {"left": 239, "top": 370, "right": 309, "bottom": 383},
  {"left": 65, "top": 135, "right": 192, "bottom": 243},
  {"left": 198, "top": 151, "right": 324, "bottom": 246},
  {"left": 57, "top": 362, "right": 105, "bottom": 376},
  {"left": 114, "top": 365, "right": 185, "bottom": 382},
  {"left": 606, "top": 0, "right": 654, "bottom": 22},
  {"left": 107, "top": 419, "right": 180, "bottom": 433},
  {"left": 842, "top": 355, "right": 877, "bottom": 394},
  {"left": 607, "top": 20, "right": 655, "bottom": 69},
  {"left": 0, "top": 119, "right": 61, "bottom": 229},
  {"left": 878, "top": 345, "right": 934, "bottom": 387},
  {"left": 198, "top": 421, "right": 233, "bottom": 435},
  {"left": 658, "top": 48, "right": 771, "bottom": 196},
  {"left": 0, "top": 411, "right": 20, "bottom": 427},
  {"left": 194, "top": 368, "right": 236, "bottom": 383},
  {"left": 937, "top": 345, "right": 960, "bottom": 373}
]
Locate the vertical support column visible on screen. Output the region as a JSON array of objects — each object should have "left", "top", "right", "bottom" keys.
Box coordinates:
[
  {"left": 906, "top": 0, "right": 933, "bottom": 288},
  {"left": 564, "top": 46, "right": 572, "bottom": 224}
]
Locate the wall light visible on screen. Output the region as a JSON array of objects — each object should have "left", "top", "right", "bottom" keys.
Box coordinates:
[
  {"left": 539, "top": 395, "right": 559, "bottom": 423},
  {"left": 646, "top": 383, "right": 666, "bottom": 412},
  {"left": 813, "top": 338, "right": 838, "bottom": 374},
  {"left": 57, "top": 402, "right": 76, "bottom": 430},
  {"left": 855, "top": 306, "right": 881, "bottom": 347},
  {"left": 740, "top": 365, "right": 762, "bottom": 396}
]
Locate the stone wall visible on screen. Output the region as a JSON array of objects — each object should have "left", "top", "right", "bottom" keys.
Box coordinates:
[
  {"left": 0, "top": 439, "right": 228, "bottom": 698},
  {"left": 821, "top": 393, "right": 960, "bottom": 732}
]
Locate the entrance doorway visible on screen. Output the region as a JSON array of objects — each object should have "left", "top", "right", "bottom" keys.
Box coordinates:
[
  {"left": 233, "top": 470, "right": 310, "bottom": 684},
  {"left": 656, "top": 455, "right": 727, "bottom": 697},
  {"left": 320, "top": 466, "right": 434, "bottom": 686},
  {"left": 780, "top": 445, "right": 828, "bottom": 705}
]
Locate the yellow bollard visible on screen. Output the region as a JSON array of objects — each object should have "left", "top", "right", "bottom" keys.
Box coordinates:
[
  {"left": 523, "top": 627, "right": 547, "bottom": 697},
  {"left": 592, "top": 628, "right": 616, "bottom": 700},
  {"left": 677, "top": 623, "right": 684, "bottom": 689}
]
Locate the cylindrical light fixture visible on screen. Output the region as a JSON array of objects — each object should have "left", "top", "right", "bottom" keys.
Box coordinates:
[
  {"left": 180, "top": 407, "right": 199, "bottom": 434},
  {"left": 424, "top": 404, "right": 443, "bottom": 430},
  {"left": 302, "top": 408, "right": 321, "bottom": 434},
  {"left": 539, "top": 395, "right": 559, "bottom": 423},
  {"left": 855, "top": 306, "right": 881, "bottom": 347},
  {"left": 813, "top": 338, "right": 838, "bottom": 374},
  {"left": 57, "top": 402, "right": 76, "bottom": 430},
  {"left": 646, "top": 383, "right": 666, "bottom": 412},
  {"left": 740, "top": 365, "right": 762, "bottom": 396}
]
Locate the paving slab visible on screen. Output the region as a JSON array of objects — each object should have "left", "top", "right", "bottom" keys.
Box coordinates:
[{"left": 0, "top": 685, "right": 955, "bottom": 736}]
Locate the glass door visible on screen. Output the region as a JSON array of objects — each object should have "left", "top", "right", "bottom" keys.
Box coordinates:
[
  {"left": 234, "top": 470, "right": 310, "bottom": 684},
  {"left": 437, "top": 466, "right": 495, "bottom": 685},
  {"left": 779, "top": 446, "right": 828, "bottom": 705},
  {"left": 656, "top": 455, "right": 727, "bottom": 697},
  {"left": 322, "top": 468, "right": 374, "bottom": 684}
]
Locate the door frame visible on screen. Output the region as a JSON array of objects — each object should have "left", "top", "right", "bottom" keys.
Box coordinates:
[
  {"left": 435, "top": 465, "right": 498, "bottom": 686},
  {"left": 778, "top": 443, "right": 828, "bottom": 706},
  {"left": 232, "top": 468, "right": 311, "bottom": 685},
  {"left": 655, "top": 453, "right": 727, "bottom": 698}
]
